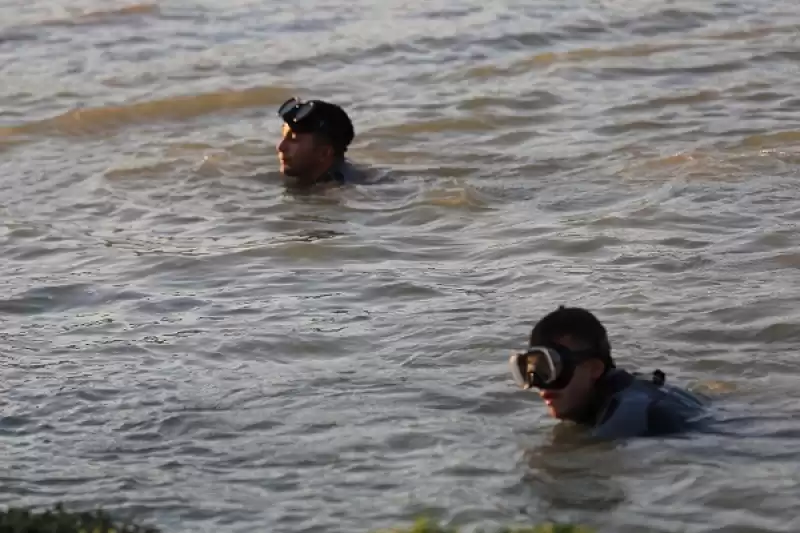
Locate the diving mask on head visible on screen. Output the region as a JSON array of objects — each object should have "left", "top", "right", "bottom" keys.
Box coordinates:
[
  {"left": 509, "top": 344, "right": 599, "bottom": 391},
  {"left": 278, "top": 97, "right": 326, "bottom": 134}
]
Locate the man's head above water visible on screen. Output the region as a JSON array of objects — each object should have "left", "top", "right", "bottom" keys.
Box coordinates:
[
  {"left": 275, "top": 97, "right": 355, "bottom": 187},
  {"left": 514, "top": 306, "right": 616, "bottom": 421}
]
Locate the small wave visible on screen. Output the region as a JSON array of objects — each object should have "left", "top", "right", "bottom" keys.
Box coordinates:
[
  {"left": 453, "top": 40, "right": 702, "bottom": 81},
  {"left": 609, "top": 90, "right": 721, "bottom": 114},
  {"left": 0, "top": 85, "right": 292, "bottom": 142},
  {"left": 618, "top": 139, "right": 800, "bottom": 183},
  {"left": 458, "top": 20, "right": 796, "bottom": 82},
  {"left": 740, "top": 130, "right": 800, "bottom": 149},
  {"left": 703, "top": 23, "right": 800, "bottom": 42},
  {"left": 419, "top": 183, "right": 493, "bottom": 210},
  {"left": 369, "top": 117, "right": 493, "bottom": 136},
  {"left": 40, "top": 3, "right": 160, "bottom": 28},
  {"left": 0, "top": 31, "right": 37, "bottom": 45}
]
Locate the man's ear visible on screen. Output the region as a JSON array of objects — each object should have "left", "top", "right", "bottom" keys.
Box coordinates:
[
  {"left": 588, "top": 358, "right": 606, "bottom": 380},
  {"left": 315, "top": 139, "right": 335, "bottom": 161}
]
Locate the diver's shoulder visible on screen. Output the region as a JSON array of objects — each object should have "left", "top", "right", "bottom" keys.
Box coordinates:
[
  {"left": 337, "top": 158, "right": 368, "bottom": 184},
  {"left": 638, "top": 375, "right": 708, "bottom": 436},
  {"left": 592, "top": 369, "right": 707, "bottom": 439}
]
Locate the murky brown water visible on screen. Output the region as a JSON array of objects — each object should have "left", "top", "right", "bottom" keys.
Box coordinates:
[{"left": 2, "top": 1, "right": 800, "bottom": 532}]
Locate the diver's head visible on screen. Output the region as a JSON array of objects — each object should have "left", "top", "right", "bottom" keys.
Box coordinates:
[
  {"left": 510, "top": 306, "right": 614, "bottom": 421},
  {"left": 275, "top": 97, "right": 354, "bottom": 186}
]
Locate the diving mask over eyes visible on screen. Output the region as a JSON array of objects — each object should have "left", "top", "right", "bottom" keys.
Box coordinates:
[{"left": 509, "top": 345, "right": 597, "bottom": 391}]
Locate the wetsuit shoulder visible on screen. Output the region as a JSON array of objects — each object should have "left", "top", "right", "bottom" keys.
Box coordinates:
[
  {"left": 332, "top": 159, "right": 365, "bottom": 184},
  {"left": 591, "top": 379, "right": 706, "bottom": 440},
  {"left": 590, "top": 387, "right": 652, "bottom": 440},
  {"left": 644, "top": 385, "right": 707, "bottom": 436}
]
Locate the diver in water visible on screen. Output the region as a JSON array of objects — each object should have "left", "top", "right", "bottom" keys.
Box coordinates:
[
  {"left": 275, "top": 96, "right": 364, "bottom": 189},
  {"left": 509, "top": 306, "right": 708, "bottom": 440}
]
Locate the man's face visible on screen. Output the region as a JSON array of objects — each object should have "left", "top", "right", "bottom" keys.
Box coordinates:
[
  {"left": 537, "top": 336, "right": 604, "bottom": 420},
  {"left": 276, "top": 123, "right": 326, "bottom": 181}
]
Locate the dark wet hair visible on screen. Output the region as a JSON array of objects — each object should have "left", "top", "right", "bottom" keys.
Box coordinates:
[
  {"left": 529, "top": 306, "right": 614, "bottom": 369},
  {"left": 308, "top": 100, "right": 354, "bottom": 157},
  {"left": 280, "top": 98, "right": 355, "bottom": 157}
]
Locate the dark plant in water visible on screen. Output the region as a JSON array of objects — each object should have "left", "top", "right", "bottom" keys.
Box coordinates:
[
  {"left": 0, "top": 503, "right": 161, "bottom": 533},
  {"left": 0, "top": 504, "right": 593, "bottom": 533}
]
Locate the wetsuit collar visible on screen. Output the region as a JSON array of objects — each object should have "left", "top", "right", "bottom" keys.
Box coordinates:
[
  {"left": 572, "top": 368, "right": 635, "bottom": 426},
  {"left": 314, "top": 158, "right": 346, "bottom": 185}
]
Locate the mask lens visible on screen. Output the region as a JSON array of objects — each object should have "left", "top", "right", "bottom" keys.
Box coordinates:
[
  {"left": 293, "top": 101, "right": 315, "bottom": 122},
  {"left": 531, "top": 347, "right": 562, "bottom": 384},
  {"left": 278, "top": 97, "right": 300, "bottom": 117},
  {"left": 278, "top": 99, "right": 318, "bottom": 133},
  {"left": 510, "top": 347, "right": 564, "bottom": 389},
  {"left": 509, "top": 352, "right": 534, "bottom": 389}
]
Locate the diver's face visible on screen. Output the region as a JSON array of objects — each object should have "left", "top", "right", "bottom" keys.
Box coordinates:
[
  {"left": 538, "top": 360, "right": 598, "bottom": 419},
  {"left": 276, "top": 124, "right": 326, "bottom": 181},
  {"left": 537, "top": 336, "right": 605, "bottom": 420}
]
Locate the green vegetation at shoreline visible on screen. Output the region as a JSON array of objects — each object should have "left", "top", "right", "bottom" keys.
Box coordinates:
[
  {"left": 0, "top": 504, "right": 593, "bottom": 533},
  {"left": 377, "top": 517, "right": 594, "bottom": 533},
  {"left": 0, "top": 504, "right": 159, "bottom": 533}
]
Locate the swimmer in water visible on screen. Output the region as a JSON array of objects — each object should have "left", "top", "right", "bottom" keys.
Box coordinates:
[
  {"left": 275, "top": 97, "right": 363, "bottom": 189},
  {"left": 509, "top": 306, "right": 708, "bottom": 440}
]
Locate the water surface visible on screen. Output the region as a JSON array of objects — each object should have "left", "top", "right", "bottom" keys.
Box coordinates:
[{"left": 2, "top": 1, "right": 800, "bottom": 532}]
